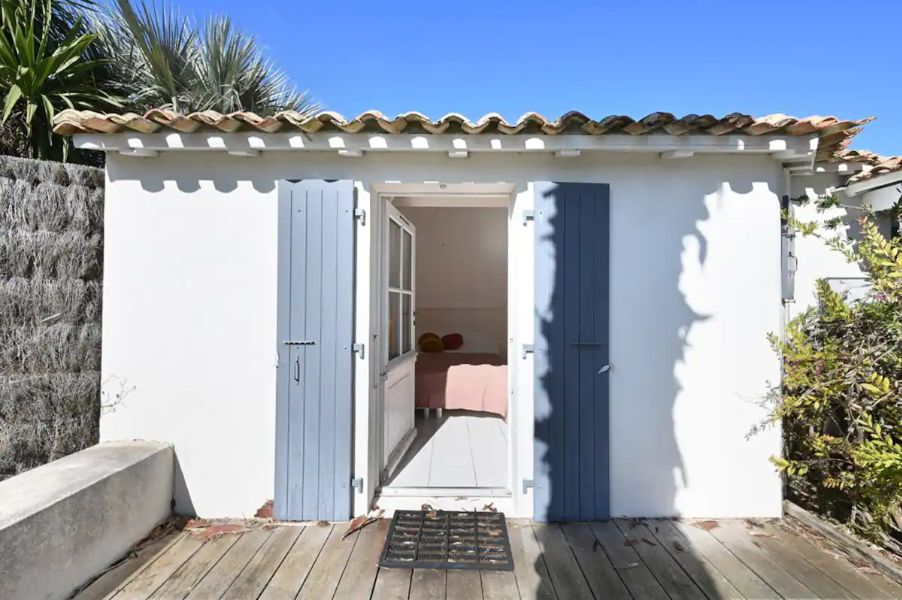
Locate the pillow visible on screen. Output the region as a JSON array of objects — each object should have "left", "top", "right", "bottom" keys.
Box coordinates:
[
  {"left": 441, "top": 333, "right": 464, "bottom": 350},
  {"left": 420, "top": 337, "right": 444, "bottom": 353},
  {"left": 418, "top": 332, "right": 439, "bottom": 346}
]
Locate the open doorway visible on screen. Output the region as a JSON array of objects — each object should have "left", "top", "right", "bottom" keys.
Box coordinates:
[{"left": 378, "top": 193, "right": 510, "bottom": 498}]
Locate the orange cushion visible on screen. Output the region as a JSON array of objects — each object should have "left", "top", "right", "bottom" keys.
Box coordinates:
[
  {"left": 441, "top": 333, "right": 464, "bottom": 350},
  {"left": 420, "top": 337, "right": 444, "bottom": 353},
  {"left": 418, "top": 332, "right": 439, "bottom": 346}
]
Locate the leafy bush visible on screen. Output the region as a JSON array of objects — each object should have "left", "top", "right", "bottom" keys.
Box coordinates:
[
  {"left": 770, "top": 199, "right": 902, "bottom": 552},
  {"left": 0, "top": 0, "right": 118, "bottom": 160}
]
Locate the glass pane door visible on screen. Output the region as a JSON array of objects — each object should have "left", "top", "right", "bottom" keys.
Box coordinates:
[{"left": 386, "top": 210, "right": 414, "bottom": 363}]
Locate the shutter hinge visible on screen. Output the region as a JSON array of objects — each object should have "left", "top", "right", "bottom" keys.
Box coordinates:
[
  {"left": 352, "top": 343, "right": 365, "bottom": 359},
  {"left": 522, "top": 210, "right": 535, "bottom": 225},
  {"left": 521, "top": 343, "right": 534, "bottom": 359},
  {"left": 351, "top": 477, "right": 363, "bottom": 493},
  {"left": 354, "top": 208, "right": 366, "bottom": 225},
  {"left": 522, "top": 478, "right": 535, "bottom": 494}
]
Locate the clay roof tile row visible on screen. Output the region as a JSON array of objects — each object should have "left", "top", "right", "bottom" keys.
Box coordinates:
[{"left": 53, "top": 108, "right": 873, "bottom": 163}]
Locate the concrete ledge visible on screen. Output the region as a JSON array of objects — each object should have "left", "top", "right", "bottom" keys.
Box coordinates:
[{"left": 0, "top": 441, "right": 174, "bottom": 600}]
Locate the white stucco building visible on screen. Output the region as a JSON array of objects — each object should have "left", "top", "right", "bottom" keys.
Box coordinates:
[{"left": 54, "top": 109, "right": 900, "bottom": 521}]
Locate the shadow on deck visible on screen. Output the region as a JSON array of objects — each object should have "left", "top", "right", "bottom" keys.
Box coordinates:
[{"left": 74, "top": 518, "right": 902, "bottom": 599}]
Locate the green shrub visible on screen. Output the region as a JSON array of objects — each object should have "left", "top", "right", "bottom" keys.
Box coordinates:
[{"left": 770, "top": 204, "right": 902, "bottom": 552}]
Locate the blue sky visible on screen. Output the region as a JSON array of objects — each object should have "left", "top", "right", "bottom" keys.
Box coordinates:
[{"left": 180, "top": 0, "right": 900, "bottom": 155}]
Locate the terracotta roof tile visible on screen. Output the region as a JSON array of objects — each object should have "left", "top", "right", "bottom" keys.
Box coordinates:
[
  {"left": 841, "top": 150, "right": 902, "bottom": 184},
  {"left": 52, "top": 109, "right": 872, "bottom": 162}
]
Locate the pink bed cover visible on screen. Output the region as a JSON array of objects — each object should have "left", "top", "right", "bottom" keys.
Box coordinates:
[{"left": 415, "top": 353, "right": 508, "bottom": 419}]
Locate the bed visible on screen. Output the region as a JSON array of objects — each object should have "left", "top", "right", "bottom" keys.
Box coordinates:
[{"left": 414, "top": 336, "right": 508, "bottom": 419}]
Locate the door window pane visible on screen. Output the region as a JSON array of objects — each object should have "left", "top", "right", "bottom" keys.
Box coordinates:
[
  {"left": 402, "top": 230, "right": 412, "bottom": 291},
  {"left": 388, "top": 291, "right": 400, "bottom": 360},
  {"left": 389, "top": 220, "right": 401, "bottom": 289},
  {"left": 402, "top": 293, "right": 412, "bottom": 354}
]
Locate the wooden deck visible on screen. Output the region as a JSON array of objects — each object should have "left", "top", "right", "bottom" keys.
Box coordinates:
[{"left": 75, "top": 518, "right": 902, "bottom": 599}]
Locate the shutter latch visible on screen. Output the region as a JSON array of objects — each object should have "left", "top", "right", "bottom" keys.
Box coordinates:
[
  {"left": 354, "top": 208, "right": 366, "bottom": 225},
  {"left": 352, "top": 343, "right": 365, "bottom": 359},
  {"left": 351, "top": 477, "right": 363, "bottom": 493}
]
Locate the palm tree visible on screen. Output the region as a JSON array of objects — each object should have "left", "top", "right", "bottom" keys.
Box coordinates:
[
  {"left": 0, "top": 0, "right": 118, "bottom": 160},
  {"left": 94, "top": 0, "right": 319, "bottom": 115}
]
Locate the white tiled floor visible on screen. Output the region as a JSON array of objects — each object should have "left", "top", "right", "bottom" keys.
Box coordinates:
[{"left": 383, "top": 410, "right": 508, "bottom": 488}]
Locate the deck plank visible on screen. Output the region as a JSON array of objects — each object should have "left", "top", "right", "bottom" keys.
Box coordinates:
[
  {"left": 73, "top": 532, "right": 182, "bottom": 600},
  {"left": 297, "top": 524, "right": 359, "bottom": 600},
  {"left": 260, "top": 523, "right": 332, "bottom": 599},
  {"left": 149, "top": 534, "right": 240, "bottom": 599},
  {"left": 115, "top": 534, "right": 204, "bottom": 599},
  {"left": 446, "top": 570, "right": 483, "bottom": 600},
  {"left": 480, "top": 570, "right": 520, "bottom": 600},
  {"left": 708, "top": 520, "right": 818, "bottom": 599},
  {"left": 614, "top": 519, "right": 706, "bottom": 600},
  {"left": 730, "top": 520, "right": 858, "bottom": 599},
  {"left": 184, "top": 528, "right": 271, "bottom": 599},
  {"left": 559, "top": 523, "right": 629, "bottom": 600},
  {"left": 532, "top": 524, "right": 592, "bottom": 600},
  {"left": 766, "top": 521, "right": 902, "bottom": 599},
  {"left": 672, "top": 520, "right": 779, "bottom": 599},
  {"left": 371, "top": 568, "right": 412, "bottom": 600},
  {"left": 644, "top": 519, "right": 743, "bottom": 600},
  {"left": 221, "top": 526, "right": 302, "bottom": 599},
  {"left": 409, "top": 569, "right": 447, "bottom": 600},
  {"left": 507, "top": 521, "right": 555, "bottom": 599},
  {"left": 331, "top": 519, "right": 388, "bottom": 599},
  {"left": 588, "top": 521, "right": 669, "bottom": 600}
]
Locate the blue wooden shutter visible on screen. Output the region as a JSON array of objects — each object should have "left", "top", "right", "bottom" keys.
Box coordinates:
[
  {"left": 534, "top": 182, "right": 610, "bottom": 521},
  {"left": 275, "top": 180, "right": 355, "bottom": 521}
]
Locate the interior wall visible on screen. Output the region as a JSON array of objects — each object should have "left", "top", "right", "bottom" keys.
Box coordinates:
[{"left": 398, "top": 206, "right": 508, "bottom": 355}]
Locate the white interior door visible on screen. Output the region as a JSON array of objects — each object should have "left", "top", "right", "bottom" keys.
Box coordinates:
[{"left": 382, "top": 202, "right": 417, "bottom": 475}]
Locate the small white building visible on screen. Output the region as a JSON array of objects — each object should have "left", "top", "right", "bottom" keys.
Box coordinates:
[{"left": 54, "top": 109, "right": 898, "bottom": 522}]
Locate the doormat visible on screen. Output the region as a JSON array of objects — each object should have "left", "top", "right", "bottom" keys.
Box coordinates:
[{"left": 378, "top": 510, "right": 514, "bottom": 571}]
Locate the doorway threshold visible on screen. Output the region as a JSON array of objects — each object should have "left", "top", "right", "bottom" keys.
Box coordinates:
[
  {"left": 378, "top": 486, "right": 511, "bottom": 498},
  {"left": 374, "top": 489, "right": 515, "bottom": 516}
]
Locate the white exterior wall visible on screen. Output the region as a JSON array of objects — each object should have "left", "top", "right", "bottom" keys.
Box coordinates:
[
  {"left": 101, "top": 150, "right": 785, "bottom": 518},
  {"left": 788, "top": 173, "right": 866, "bottom": 317}
]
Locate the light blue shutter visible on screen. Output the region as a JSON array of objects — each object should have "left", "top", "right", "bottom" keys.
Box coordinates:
[
  {"left": 534, "top": 182, "right": 610, "bottom": 521},
  {"left": 275, "top": 180, "right": 355, "bottom": 521}
]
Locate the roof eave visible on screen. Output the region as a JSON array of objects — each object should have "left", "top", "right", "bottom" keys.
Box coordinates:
[{"left": 73, "top": 130, "right": 820, "bottom": 164}]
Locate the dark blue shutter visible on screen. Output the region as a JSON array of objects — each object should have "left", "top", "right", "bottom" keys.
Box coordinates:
[
  {"left": 275, "top": 180, "right": 355, "bottom": 521},
  {"left": 534, "top": 182, "right": 610, "bottom": 521}
]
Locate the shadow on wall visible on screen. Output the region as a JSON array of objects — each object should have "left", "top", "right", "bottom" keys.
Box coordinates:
[
  {"left": 173, "top": 453, "right": 196, "bottom": 516},
  {"left": 530, "top": 178, "right": 768, "bottom": 594}
]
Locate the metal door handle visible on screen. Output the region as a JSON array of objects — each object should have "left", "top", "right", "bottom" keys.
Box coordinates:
[
  {"left": 571, "top": 341, "right": 602, "bottom": 346},
  {"left": 294, "top": 356, "right": 301, "bottom": 382},
  {"left": 284, "top": 340, "right": 316, "bottom": 346},
  {"left": 598, "top": 364, "right": 612, "bottom": 374}
]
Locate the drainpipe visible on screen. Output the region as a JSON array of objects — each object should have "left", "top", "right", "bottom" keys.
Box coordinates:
[{"left": 780, "top": 167, "right": 796, "bottom": 341}]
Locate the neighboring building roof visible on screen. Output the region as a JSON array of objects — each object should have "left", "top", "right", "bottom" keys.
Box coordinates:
[
  {"left": 53, "top": 109, "right": 872, "bottom": 162},
  {"left": 841, "top": 150, "right": 902, "bottom": 184}
]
